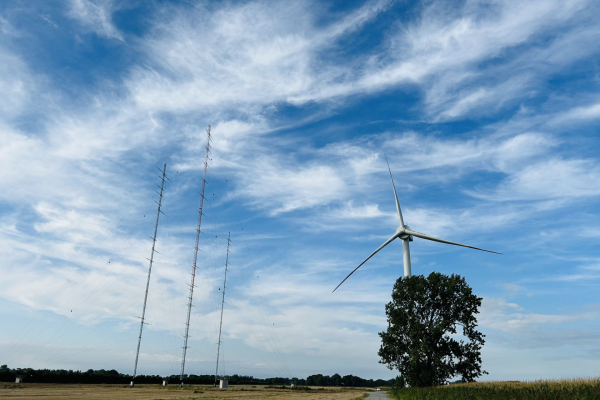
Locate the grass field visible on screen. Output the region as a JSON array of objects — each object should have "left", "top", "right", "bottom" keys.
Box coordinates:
[
  {"left": 0, "top": 383, "right": 372, "bottom": 400},
  {"left": 389, "top": 379, "right": 600, "bottom": 400}
]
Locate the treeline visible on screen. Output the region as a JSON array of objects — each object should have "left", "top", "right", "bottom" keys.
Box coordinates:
[
  {"left": 305, "top": 373, "right": 394, "bottom": 388},
  {"left": 0, "top": 365, "right": 391, "bottom": 387},
  {"left": 163, "top": 374, "right": 291, "bottom": 385},
  {"left": 0, "top": 365, "right": 157, "bottom": 384},
  {"left": 0, "top": 365, "right": 289, "bottom": 385}
]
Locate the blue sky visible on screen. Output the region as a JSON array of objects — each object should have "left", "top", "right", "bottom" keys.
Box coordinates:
[{"left": 1, "top": 0, "right": 600, "bottom": 382}]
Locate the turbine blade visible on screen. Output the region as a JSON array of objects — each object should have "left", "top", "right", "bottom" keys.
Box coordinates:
[
  {"left": 404, "top": 229, "right": 502, "bottom": 255},
  {"left": 385, "top": 156, "right": 405, "bottom": 227},
  {"left": 333, "top": 234, "right": 399, "bottom": 293}
]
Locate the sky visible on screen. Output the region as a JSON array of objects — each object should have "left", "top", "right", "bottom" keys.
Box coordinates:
[{"left": 1, "top": 0, "right": 600, "bottom": 382}]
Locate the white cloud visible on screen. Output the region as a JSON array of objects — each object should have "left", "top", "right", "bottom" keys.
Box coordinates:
[
  {"left": 67, "top": 0, "right": 123, "bottom": 40},
  {"left": 123, "top": 0, "right": 598, "bottom": 121},
  {"left": 471, "top": 159, "right": 600, "bottom": 201},
  {"left": 326, "top": 202, "right": 392, "bottom": 220},
  {"left": 290, "top": 0, "right": 596, "bottom": 117},
  {"left": 0, "top": 50, "right": 35, "bottom": 118},
  {"left": 558, "top": 102, "right": 600, "bottom": 121},
  {"left": 127, "top": 0, "right": 390, "bottom": 113},
  {"left": 580, "top": 228, "right": 600, "bottom": 238},
  {"left": 383, "top": 131, "right": 555, "bottom": 174},
  {"left": 40, "top": 14, "right": 59, "bottom": 29},
  {"left": 0, "top": 15, "right": 19, "bottom": 36},
  {"left": 213, "top": 128, "right": 559, "bottom": 222},
  {"left": 480, "top": 297, "right": 598, "bottom": 334},
  {"left": 397, "top": 0, "right": 593, "bottom": 120},
  {"left": 238, "top": 160, "right": 346, "bottom": 214},
  {"left": 434, "top": 75, "right": 533, "bottom": 121}
]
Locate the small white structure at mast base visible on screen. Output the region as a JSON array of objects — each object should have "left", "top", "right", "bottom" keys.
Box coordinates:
[{"left": 219, "top": 378, "right": 229, "bottom": 389}]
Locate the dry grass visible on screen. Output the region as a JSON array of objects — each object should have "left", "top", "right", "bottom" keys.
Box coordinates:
[{"left": 0, "top": 383, "right": 372, "bottom": 400}]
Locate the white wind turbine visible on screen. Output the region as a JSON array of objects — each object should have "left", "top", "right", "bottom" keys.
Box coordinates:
[{"left": 333, "top": 160, "right": 501, "bottom": 292}]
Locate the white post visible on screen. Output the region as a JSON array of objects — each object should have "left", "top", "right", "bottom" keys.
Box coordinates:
[{"left": 402, "top": 239, "right": 411, "bottom": 277}]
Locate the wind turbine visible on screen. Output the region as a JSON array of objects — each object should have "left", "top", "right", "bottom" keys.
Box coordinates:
[{"left": 333, "top": 159, "right": 501, "bottom": 292}]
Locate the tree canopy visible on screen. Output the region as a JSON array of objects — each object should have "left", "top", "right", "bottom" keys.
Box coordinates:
[{"left": 378, "top": 272, "right": 487, "bottom": 387}]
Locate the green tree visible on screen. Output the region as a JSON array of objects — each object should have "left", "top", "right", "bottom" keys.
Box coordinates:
[
  {"left": 342, "top": 374, "right": 357, "bottom": 387},
  {"left": 378, "top": 272, "right": 487, "bottom": 387},
  {"left": 331, "top": 373, "right": 342, "bottom": 386},
  {"left": 307, "top": 374, "right": 324, "bottom": 386}
]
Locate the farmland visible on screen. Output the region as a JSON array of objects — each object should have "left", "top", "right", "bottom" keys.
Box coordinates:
[
  {"left": 0, "top": 383, "right": 373, "bottom": 400},
  {"left": 390, "top": 379, "right": 600, "bottom": 400}
]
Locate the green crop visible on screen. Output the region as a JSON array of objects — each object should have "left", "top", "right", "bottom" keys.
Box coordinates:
[{"left": 389, "top": 378, "right": 600, "bottom": 400}]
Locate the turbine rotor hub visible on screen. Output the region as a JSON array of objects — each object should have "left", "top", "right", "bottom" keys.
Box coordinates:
[{"left": 398, "top": 225, "right": 413, "bottom": 241}]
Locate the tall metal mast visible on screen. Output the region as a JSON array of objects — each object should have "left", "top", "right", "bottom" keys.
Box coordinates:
[
  {"left": 180, "top": 126, "right": 212, "bottom": 385},
  {"left": 132, "top": 163, "right": 167, "bottom": 386},
  {"left": 214, "top": 232, "right": 231, "bottom": 386}
]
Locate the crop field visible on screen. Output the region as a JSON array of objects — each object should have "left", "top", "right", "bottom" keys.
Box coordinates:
[
  {"left": 0, "top": 383, "right": 372, "bottom": 400},
  {"left": 390, "top": 379, "right": 600, "bottom": 400}
]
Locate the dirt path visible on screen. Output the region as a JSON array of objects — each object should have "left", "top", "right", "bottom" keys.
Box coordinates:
[{"left": 365, "top": 391, "right": 391, "bottom": 399}]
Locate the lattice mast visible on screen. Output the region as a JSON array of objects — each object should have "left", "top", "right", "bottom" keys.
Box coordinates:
[
  {"left": 132, "top": 163, "right": 167, "bottom": 386},
  {"left": 214, "top": 232, "right": 231, "bottom": 386},
  {"left": 180, "top": 126, "right": 212, "bottom": 385}
]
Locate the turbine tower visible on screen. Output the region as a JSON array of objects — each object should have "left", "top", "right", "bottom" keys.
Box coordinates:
[{"left": 333, "top": 159, "right": 501, "bottom": 292}]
